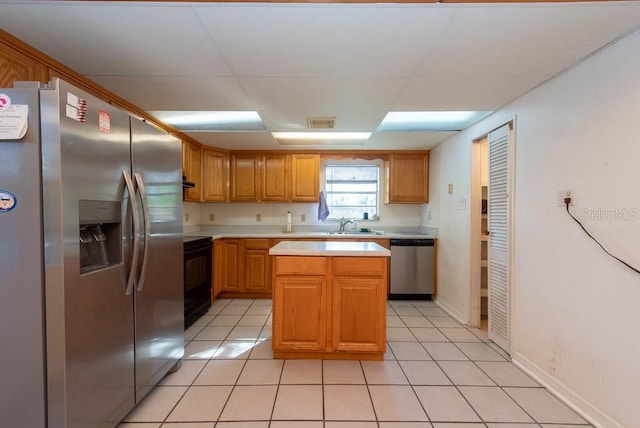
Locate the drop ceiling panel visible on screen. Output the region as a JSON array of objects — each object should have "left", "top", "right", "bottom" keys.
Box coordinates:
[
  {"left": 395, "top": 75, "right": 549, "bottom": 111},
  {"left": 0, "top": 3, "right": 231, "bottom": 76},
  {"left": 195, "top": 4, "right": 455, "bottom": 77},
  {"left": 366, "top": 132, "right": 454, "bottom": 150},
  {"left": 189, "top": 132, "right": 276, "bottom": 150},
  {"left": 239, "top": 77, "right": 408, "bottom": 111},
  {"left": 87, "top": 76, "right": 254, "bottom": 111},
  {"left": 419, "top": 4, "right": 640, "bottom": 78}
]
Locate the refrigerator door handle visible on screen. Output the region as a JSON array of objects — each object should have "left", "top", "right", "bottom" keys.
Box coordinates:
[
  {"left": 134, "top": 172, "right": 151, "bottom": 292},
  {"left": 123, "top": 169, "right": 140, "bottom": 296}
]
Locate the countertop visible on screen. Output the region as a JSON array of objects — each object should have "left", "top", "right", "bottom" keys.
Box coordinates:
[
  {"left": 269, "top": 240, "right": 391, "bottom": 257},
  {"left": 184, "top": 230, "right": 436, "bottom": 240}
]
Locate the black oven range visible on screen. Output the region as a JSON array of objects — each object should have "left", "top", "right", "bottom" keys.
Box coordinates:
[{"left": 183, "top": 236, "right": 213, "bottom": 328}]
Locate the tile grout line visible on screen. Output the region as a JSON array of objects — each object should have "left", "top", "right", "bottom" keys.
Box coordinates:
[{"left": 125, "top": 298, "right": 594, "bottom": 427}]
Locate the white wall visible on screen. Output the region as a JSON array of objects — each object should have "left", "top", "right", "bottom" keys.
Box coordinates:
[
  {"left": 196, "top": 200, "right": 422, "bottom": 230},
  {"left": 429, "top": 29, "right": 640, "bottom": 427},
  {"left": 182, "top": 201, "right": 201, "bottom": 233}
]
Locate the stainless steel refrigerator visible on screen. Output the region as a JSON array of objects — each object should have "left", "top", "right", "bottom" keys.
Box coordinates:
[{"left": 0, "top": 78, "right": 184, "bottom": 427}]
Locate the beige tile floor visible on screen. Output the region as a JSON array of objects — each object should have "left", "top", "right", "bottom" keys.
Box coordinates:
[{"left": 119, "top": 299, "right": 593, "bottom": 428}]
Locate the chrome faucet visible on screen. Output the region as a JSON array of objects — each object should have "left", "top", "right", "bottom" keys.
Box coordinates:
[{"left": 339, "top": 218, "right": 354, "bottom": 233}]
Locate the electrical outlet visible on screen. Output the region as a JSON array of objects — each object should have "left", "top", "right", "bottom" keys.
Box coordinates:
[
  {"left": 256, "top": 214, "right": 261, "bottom": 222},
  {"left": 301, "top": 214, "right": 306, "bottom": 223},
  {"left": 184, "top": 212, "right": 189, "bottom": 222},
  {"left": 209, "top": 213, "right": 215, "bottom": 221},
  {"left": 558, "top": 189, "right": 574, "bottom": 206}
]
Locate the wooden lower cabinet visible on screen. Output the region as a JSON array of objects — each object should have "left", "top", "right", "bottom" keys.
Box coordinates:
[
  {"left": 216, "top": 238, "right": 272, "bottom": 298},
  {"left": 272, "top": 255, "right": 387, "bottom": 360},
  {"left": 273, "top": 276, "right": 327, "bottom": 351},
  {"left": 215, "top": 237, "right": 390, "bottom": 299},
  {"left": 244, "top": 239, "right": 271, "bottom": 294},
  {"left": 220, "top": 239, "right": 242, "bottom": 293}
]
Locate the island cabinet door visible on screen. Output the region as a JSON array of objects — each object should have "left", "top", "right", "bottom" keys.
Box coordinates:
[
  {"left": 332, "top": 277, "right": 387, "bottom": 353},
  {"left": 273, "top": 276, "right": 327, "bottom": 351}
]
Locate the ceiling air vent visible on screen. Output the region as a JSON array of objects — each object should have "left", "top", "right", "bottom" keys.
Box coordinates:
[{"left": 306, "top": 117, "right": 335, "bottom": 129}]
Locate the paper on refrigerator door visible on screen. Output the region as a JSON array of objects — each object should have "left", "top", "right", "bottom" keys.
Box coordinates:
[{"left": 0, "top": 94, "right": 29, "bottom": 140}]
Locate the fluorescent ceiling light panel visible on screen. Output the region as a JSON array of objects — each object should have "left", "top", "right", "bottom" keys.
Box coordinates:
[
  {"left": 377, "top": 111, "right": 492, "bottom": 132},
  {"left": 149, "top": 111, "right": 266, "bottom": 132}
]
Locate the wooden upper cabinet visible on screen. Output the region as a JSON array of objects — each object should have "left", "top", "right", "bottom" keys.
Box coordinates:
[
  {"left": 261, "top": 153, "right": 290, "bottom": 202},
  {"left": 230, "top": 153, "right": 259, "bottom": 201},
  {"left": 0, "top": 41, "right": 48, "bottom": 87},
  {"left": 230, "top": 152, "right": 309, "bottom": 202},
  {"left": 202, "top": 148, "right": 228, "bottom": 202},
  {"left": 182, "top": 140, "right": 203, "bottom": 202},
  {"left": 386, "top": 153, "right": 429, "bottom": 203},
  {"left": 291, "top": 154, "right": 320, "bottom": 202}
]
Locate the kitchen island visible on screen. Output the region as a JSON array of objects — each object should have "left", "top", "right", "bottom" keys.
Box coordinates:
[{"left": 269, "top": 241, "right": 391, "bottom": 360}]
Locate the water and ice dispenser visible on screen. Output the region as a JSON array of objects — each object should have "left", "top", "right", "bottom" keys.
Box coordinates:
[{"left": 79, "top": 200, "right": 122, "bottom": 274}]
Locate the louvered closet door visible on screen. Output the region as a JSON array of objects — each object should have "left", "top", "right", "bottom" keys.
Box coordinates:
[{"left": 488, "top": 124, "right": 512, "bottom": 353}]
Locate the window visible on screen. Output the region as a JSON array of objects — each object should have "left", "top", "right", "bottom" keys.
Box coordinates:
[{"left": 324, "top": 164, "right": 379, "bottom": 220}]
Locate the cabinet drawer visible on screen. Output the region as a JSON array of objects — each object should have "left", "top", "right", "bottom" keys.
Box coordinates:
[
  {"left": 274, "top": 256, "right": 326, "bottom": 275},
  {"left": 245, "top": 238, "right": 270, "bottom": 249},
  {"left": 333, "top": 257, "right": 386, "bottom": 276}
]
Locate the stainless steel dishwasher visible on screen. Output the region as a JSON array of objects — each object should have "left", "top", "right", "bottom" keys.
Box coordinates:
[{"left": 389, "top": 238, "right": 435, "bottom": 300}]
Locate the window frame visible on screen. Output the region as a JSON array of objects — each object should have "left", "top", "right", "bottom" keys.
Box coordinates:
[{"left": 321, "top": 158, "right": 383, "bottom": 221}]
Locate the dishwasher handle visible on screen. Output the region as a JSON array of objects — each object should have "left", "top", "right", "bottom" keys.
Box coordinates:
[{"left": 390, "top": 238, "right": 435, "bottom": 246}]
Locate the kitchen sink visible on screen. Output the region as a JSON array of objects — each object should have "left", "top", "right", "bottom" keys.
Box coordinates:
[{"left": 327, "top": 231, "right": 382, "bottom": 235}]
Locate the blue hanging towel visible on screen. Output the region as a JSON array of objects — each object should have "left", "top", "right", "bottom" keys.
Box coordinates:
[{"left": 318, "top": 190, "right": 330, "bottom": 221}]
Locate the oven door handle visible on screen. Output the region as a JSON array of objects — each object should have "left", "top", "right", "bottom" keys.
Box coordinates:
[
  {"left": 184, "top": 245, "right": 213, "bottom": 256},
  {"left": 123, "top": 170, "right": 140, "bottom": 296},
  {"left": 134, "top": 172, "right": 151, "bottom": 292}
]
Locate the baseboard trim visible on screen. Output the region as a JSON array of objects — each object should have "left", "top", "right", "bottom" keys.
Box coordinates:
[
  {"left": 512, "top": 350, "right": 622, "bottom": 428},
  {"left": 433, "top": 297, "right": 468, "bottom": 325}
]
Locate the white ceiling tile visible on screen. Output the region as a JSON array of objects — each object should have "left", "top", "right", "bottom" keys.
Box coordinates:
[
  {"left": 366, "top": 132, "right": 454, "bottom": 150},
  {"left": 87, "top": 76, "right": 254, "bottom": 111},
  {"left": 395, "top": 75, "right": 550, "bottom": 111},
  {"left": 189, "top": 132, "right": 277, "bottom": 150},
  {"left": 0, "top": 3, "right": 231, "bottom": 76},
  {"left": 195, "top": 4, "right": 455, "bottom": 77},
  {"left": 239, "top": 77, "right": 407, "bottom": 111},
  {"left": 418, "top": 4, "right": 640, "bottom": 78}
]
